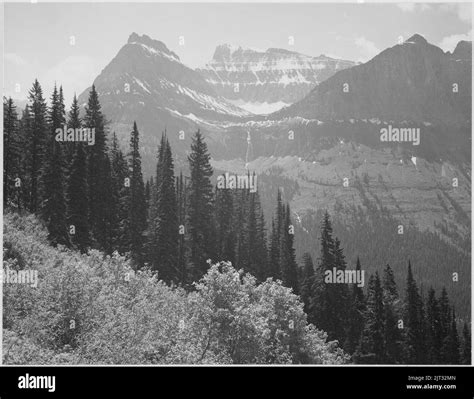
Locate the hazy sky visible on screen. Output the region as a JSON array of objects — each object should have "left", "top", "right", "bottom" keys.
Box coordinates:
[{"left": 3, "top": 1, "right": 472, "bottom": 106}]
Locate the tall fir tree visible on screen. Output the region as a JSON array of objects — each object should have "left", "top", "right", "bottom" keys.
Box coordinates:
[
  {"left": 3, "top": 97, "right": 20, "bottom": 207},
  {"left": 125, "top": 122, "right": 147, "bottom": 266},
  {"left": 109, "top": 132, "right": 128, "bottom": 253},
  {"left": 215, "top": 178, "right": 235, "bottom": 265},
  {"left": 26, "top": 79, "right": 48, "bottom": 213},
  {"left": 148, "top": 132, "right": 178, "bottom": 282},
  {"left": 404, "top": 261, "right": 426, "bottom": 364},
  {"left": 382, "top": 264, "right": 403, "bottom": 363},
  {"left": 300, "top": 252, "right": 315, "bottom": 314},
  {"left": 268, "top": 190, "right": 284, "bottom": 280},
  {"left": 279, "top": 203, "right": 299, "bottom": 293},
  {"left": 309, "top": 211, "right": 348, "bottom": 346},
  {"left": 66, "top": 93, "right": 82, "bottom": 164},
  {"left": 17, "top": 105, "right": 32, "bottom": 209},
  {"left": 40, "top": 84, "right": 69, "bottom": 246},
  {"left": 438, "top": 287, "right": 451, "bottom": 363},
  {"left": 66, "top": 142, "right": 90, "bottom": 252},
  {"left": 83, "top": 85, "right": 111, "bottom": 249},
  {"left": 461, "top": 322, "right": 471, "bottom": 365},
  {"left": 355, "top": 272, "right": 385, "bottom": 363},
  {"left": 425, "top": 287, "right": 441, "bottom": 363},
  {"left": 344, "top": 257, "right": 366, "bottom": 355},
  {"left": 176, "top": 171, "right": 187, "bottom": 283},
  {"left": 187, "top": 130, "right": 215, "bottom": 281}
]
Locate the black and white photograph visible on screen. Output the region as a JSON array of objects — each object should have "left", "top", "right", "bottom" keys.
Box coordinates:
[{"left": 1, "top": 0, "right": 472, "bottom": 381}]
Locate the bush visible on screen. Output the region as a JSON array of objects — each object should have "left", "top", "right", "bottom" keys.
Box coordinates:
[{"left": 3, "top": 212, "right": 348, "bottom": 364}]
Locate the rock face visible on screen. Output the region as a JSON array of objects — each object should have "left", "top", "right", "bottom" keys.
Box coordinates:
[
  {"left": 277, "top": 34, "right": 471, "bottom": 127},
  {"left": 197, "top": 44, "right": 356, "bottom": 114}
]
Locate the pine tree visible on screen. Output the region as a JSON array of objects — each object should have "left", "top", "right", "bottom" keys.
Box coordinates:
[
  {"left": 125, "top": 122, "right": 147, "bottom": 266},
  {"left": 109, "top": 132, "right": 128, "bottom": 253},
  {"left": 300, "top": 253, "right": 315, "bottom": 314},
  {"left": 26, "top": 79, "right": 48, "bottom": 213},
  {"left": 443, "top": 308, "right": 461, "bottom": 364},
  {"left": 355, "top": 272, "right": 385, "bottom": 363},
  {"left": 17, "top": 105, "right": 32, "bottom": 209},
  {"left": 3, "top": 97, "right": 20, "bottom": 207},
  {"left": 187, "top": 130, "right": 215, "bottom": 281},
  {"left": 148, "top": 132, "right": 178, "bottom": 282},
  {"left": 310, "top": 211, "right": 350, "bottom": 345},
  {"left": 425, "top": 287, "right": 441, "bottom": 363},
  {"left": 40, "top": 84, "right": 69, "bottom": 246},
  {"left": 331, "top": 237, "right": 349, "bottom": 342},
  {"left": 66, "top": 93, "right": 81, "bottom": 163},
  {"left": 345, "top": 257, "right": 366, "bottom": 355},
  {"left": 404, "top": 261, "right": 425, "bottom": 364},
  {"left": 83, "top": 85, "right": 110, "bottom": 249},
  {"left": 461, "top": 322, "right": 471, "bottom": 365},
  {"left": 66, "top": 142, "right": 90, "bottom": 252},
  {"left": 176, "top": 171, "right": 187, "bottom": 283},
  {"left": 279, "top": 203, "right": 299, "bottom": 293},
  {"left": 215, "top": 179, "right": 235, "bottom": 264},
  {"left": 438, "top": 287, "right": 451, "bottom": 363},
  {"left": 382, "top": 264, "right": 402, "bottom": 363},
  {"left": 268, "top": 190, "right": 283, "bottom": 280}
]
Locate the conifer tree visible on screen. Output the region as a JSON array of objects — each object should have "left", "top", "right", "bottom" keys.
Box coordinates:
[
  {"left": 125, "top": 122, "right": 147, "bottom": 266},
  {"left": 438, "top": 287, "right": 451, "bottom": 363},
  {"left": 187, "top": 130, "right": 215, "bottom": 280},
  {"left": 345, "top": 257, "right": 366, "bottom": 354},
  {"left": 300, "top": 253, "right": 315, "bottom": 314},
  {"left": 26, "top": 79, "right": 48, "bottom": 213},
  {"left": 404, "top": 261, "right": 425, "bottom": 364},
  {"left": 215, "top": 179, "right": 235, "bottom": 264},
  {"left": 176, "top": 171, "right": 187, "bottom": 283},
  {"left": 3, "top": 97, "right": 20, "bottom": 206},
  {"left": 66, "top": 142, "right": 90, "bottom": 252},
  {"left": 279, "top": 203, "right": 299, "bottom": 293},
  {"left": 40, "top": 84, "right": 69, "bottom": 246},
  {"left": 355, "top": 272, "right": 384, "bottom": 363},
  {"left": 66, "top": 93, "right": 81, "bottom": 163},
  {"left": 148, "top": 132, "right": 178, "bottom": 281},
  {"left": 268, "top": 190, "right": 284, "bottom": 280},
  {"left": 109, "top": 132, "right": 128, "bottom": 253},
  {"left": 17, "top": 105, "right": 32, "bottom": 209},
  {"left": 382, "top": 264, "right": 402, "bottom": 363},
  {"left": 310, "top": 211, "right": 350, "bottom": 345},
  {"left": 461, "top": 322, "right": 471, "bottom": 365},
  {"left": 83, "top": 85, "right": 110, "bottom": 249},
  {"left": 425, "top": 287, "right": 441, "bottom": 363}
]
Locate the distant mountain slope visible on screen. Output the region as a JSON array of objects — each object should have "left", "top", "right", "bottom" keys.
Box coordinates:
[
  {"left": 276, "top": 34, "right": 471, "bottom": 127},
  {"left": 197, "top": 44, "right": 356, "bottom": 114}
]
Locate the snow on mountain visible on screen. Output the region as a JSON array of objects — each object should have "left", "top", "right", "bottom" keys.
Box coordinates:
[{"left": 197, "top": 44, "right": 356, "bottom": 113}]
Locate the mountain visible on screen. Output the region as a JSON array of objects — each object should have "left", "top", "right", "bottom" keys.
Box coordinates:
[
  {"left": 197, "top": 44, "right": 356, "bottom": 114},
  {"left": 78, "top": 33, "right": 251, "bottom": 172},
  {"left": 76, "top": 32, "right": 470, "bottom": 316},
  {"left": 276, "top": 34, "right": 471, "bottom": 127}
]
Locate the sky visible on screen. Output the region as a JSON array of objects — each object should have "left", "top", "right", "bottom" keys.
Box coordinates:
[{"left": 3, "top": 1, "right": 472, "bottom": 106}]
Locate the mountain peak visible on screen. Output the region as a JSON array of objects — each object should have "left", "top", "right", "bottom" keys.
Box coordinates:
[
  {"left": 452, "top": 40, "right": 472, "bottom": 60},
  {"left": 406, "top": 34, "right": 428, "bottom": 45},
  {"left": 127, "top": 32, "right": 180, "bottom": 61},
  {"left": 213, "top": 44, "right": 243, "bottom": 60}
]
